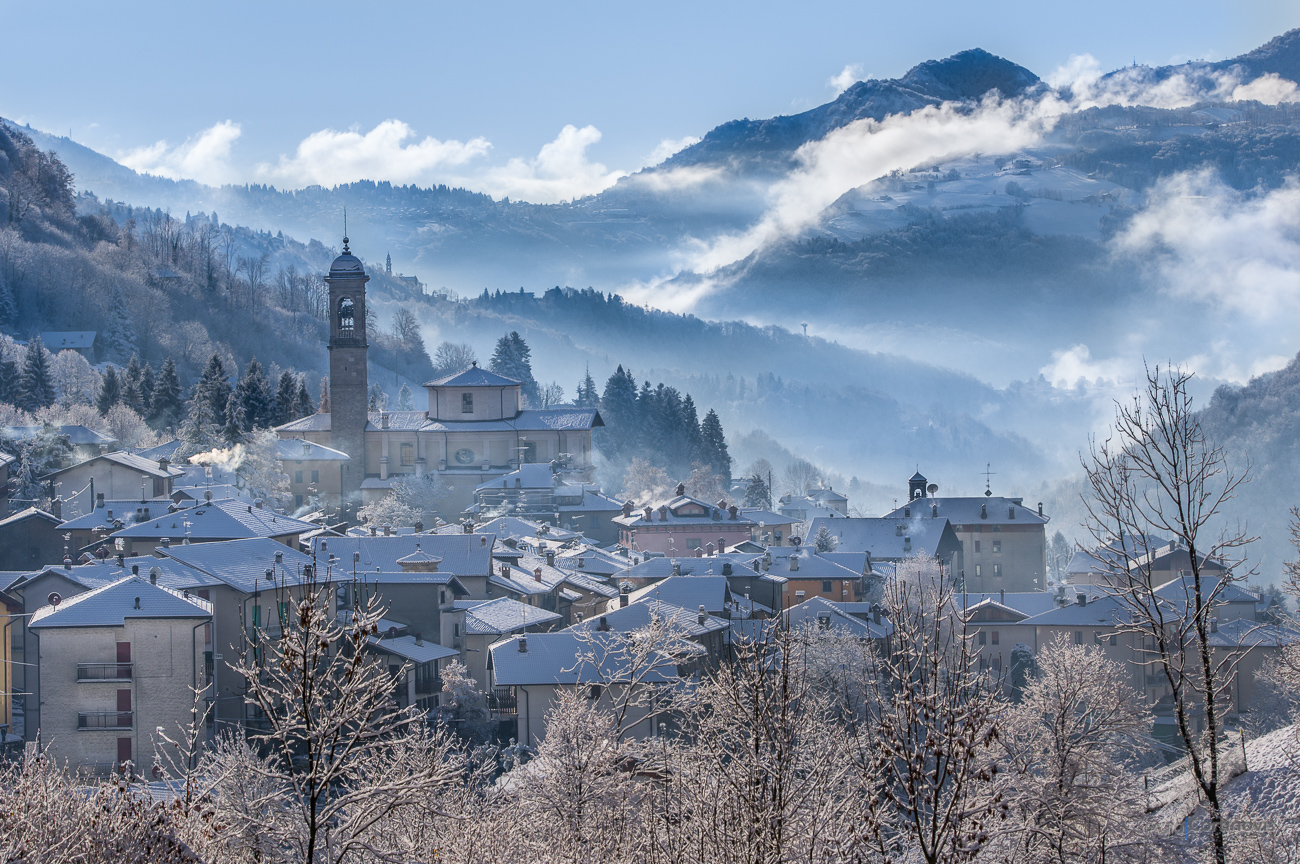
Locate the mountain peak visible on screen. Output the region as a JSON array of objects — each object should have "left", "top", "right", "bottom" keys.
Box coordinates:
[{"left": 896, "top": 48, "right": 1041, "bottom": 102}]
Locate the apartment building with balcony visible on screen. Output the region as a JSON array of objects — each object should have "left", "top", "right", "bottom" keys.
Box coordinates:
[{"left": 27, "top": 575, "right": 211, "bottom": 776}]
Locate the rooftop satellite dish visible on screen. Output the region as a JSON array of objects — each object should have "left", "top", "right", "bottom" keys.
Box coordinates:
[
  {"left": 927, "top": 484, "right": 939, "bottom": 495},
  {"left": 48, "top": 592, "right": 61, "bottom": 607}
]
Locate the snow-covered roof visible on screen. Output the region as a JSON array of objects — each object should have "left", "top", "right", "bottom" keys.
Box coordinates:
[
  {"left": 29, "top": 575, "right": 211, "bottom": 628},
  {"left": 806, "top": 516, "right": 955, "bottom": 560},
  {"left": 275, "top": 438, "right": 350, "bottom": 462},
  {"left": 40, "top": 331, "right": 96, "bottom": 350},
  {"left": 425, "top": 366, "right": 520, "bottom": 388},
  {"left": 463, "top": 597, "right": 561, "bottom": 635},
  {"left": 628, "top": 575, "right": 732, "bottom": 613},
  {"left": 784, "top": 596, "right": 892, "bottom": 640},
  {"left": 107, "top": 499, "right": 314, "bottom": 542},
  {"left": 365, "top": 634, "right": 458, "bottom": 665},
  {"left": 310, "top": 534, "right": 495, "bottom": 575},
  {"left": 275, "top": 414, "right": 333, "bottom": 433},
  {"left": 883, "top": 496, "right": 1047, "bottom": 526},
  {"left": 490, "top": 631, "right": 686, "bottom": 687},
  {"left": 475, "top": 463, "right": 556, "bottom": 490},
  {"left": 571, "top": 598, "right": 728, "bottom": 637},
  {"left": 158, "top": 537, "right": 314, "bottom": 593}
]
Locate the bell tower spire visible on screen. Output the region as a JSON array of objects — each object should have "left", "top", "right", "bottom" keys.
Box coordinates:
[{"left": 325, "top": 231, "right": 369, "bottom": 509}]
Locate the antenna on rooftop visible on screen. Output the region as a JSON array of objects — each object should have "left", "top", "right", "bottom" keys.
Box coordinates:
[{"left": 982, "top": 462, "right": 996, "bottom": 498}]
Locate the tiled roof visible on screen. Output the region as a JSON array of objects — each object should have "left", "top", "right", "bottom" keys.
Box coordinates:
[
  {"left": 3, "top": 425, "right": 117, "bottom": 447},
  {"left": 158, "top": 538, "right": 314, "bottom": 593},
  {"left": 883, "top": 496, "right": 1048, "bottom": 526},
  {"left": 615, "top": 493, "right": 755, "bottom": 528},
  {"left": 275, "top": 414, "right": 333, "bottom": 433},
  {"left": 310, "top": 534, "right": 495, "bottom": 576},
  {"left": 425, "top": 367, "right": 520, "bottom": 387},
  {"left": 464, "top": 597, "right": 561, "bottom": 635},
  {"left": 571, "top": 598, "right": 727, "bottom": 637},
  {"left": 806, "top": 516, "right": 953, "bottom": 560},
  {"left": 0, "top": 507, "right": 61, "bottom": 529},
  {"left": 764, "top": 548, "right": 864, "bottom": 581},
  {"left": 784, "top": 596, "right": 892, "bottom": 640},
  {"left": 275, "top": 438, "right": 350, "bottom": 462},
  {"left": 478, "top": 516, "right": 583, "bottom": 543},
  {"left": 628, "top": 576, "right": 732, "bottom": 613},
  {"left": 490, "top": 631, "right": 684, "bottom": 687},
  {"left": 366, "top": 634, "right": 458, "bottom": 664},
  {"left": 45, "top": 450, "right": 186, "bottom": 480},
  {"left": 108, "top": 499, "right": 314, "bottom": 541},
  {"left": 29, "top": 575, "right": 211, "bottom": 628},
  {"left": 10, "top": 556, "right": 224, "bottom": 595},
  {"left": 365, "top": 411, "right": 427, "bottom": 431},
  {"left": 958, "top": 591, "right": 1060, "bottom": 617},
  {"left": 58, "top": 499, "right": 174, "bottom": 531},
  {"left": 619, "top": 554, "right": 765, "bottom": 582}
]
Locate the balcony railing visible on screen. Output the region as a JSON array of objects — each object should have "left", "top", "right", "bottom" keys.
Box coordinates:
[
  {"left": 77, "top": 663, "right": 133, "bottom": 681},
  {"left": 78, "top": 711, "right": 133, "bottom": 730},
  {"left": 488, "top": 687, "right": 518, "bottom": 716}
]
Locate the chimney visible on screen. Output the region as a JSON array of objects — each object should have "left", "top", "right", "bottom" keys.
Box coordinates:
[
  {"left": 518, "top": 636, "right": 527, "bottom": 653},
  {"left": 895, "top": 524, "right": 904, "bottom": 537},
  {"left": 545, "top": 550, "right": 555, "bottom": 566},
  {"left": 275, "top": 551, "right": 283, "bottom": 564},
  {"left": 161, "top": 537, "right": 171, "bottom": 548},
  {"left": 643, "top": 507, "right": 653, "bottom": 522},
  {"left": 136, "top": 507, "right": 143, "bottom": 521},
  {"left": 873, "top": 607, "right": 881, "bottom": 625},
  {"left": 795, "top": 590, "right": 805, "bottom": 601},
  {"left": 622, "top": 501, "right": 633, "bottom": 517},
  {"left": 481, "top": 536, "right": 487, "bottom": 546},
  {"left": 533, "top": 567, "right": 543, "bottom": 582},
  {"left": 501, "top": 564, "right": 510, "bottom": 578},
  {"left": 698, "top": 604, "right": 707, "bottom": 625},
  {"left": 1076, "top": 593, "right": 1087, "bottom": 607},
  {"left": 131, "top": 564, "right": 139, "bottom": 576},
  {"left": 789, "top": 556, "right": 799, "bottom": 572},
  {"left": 904, "top": 537, "right": 911, "bottom": 552},
  {"left": 381, "top": 412, "right": 390, "bottom": 429},
  {"left": 116, "top": 553, "right": 125, "bottom": 568},
  {"left": 384, "top": 525, "right": 391, "bottom": 536},
  {"left": 1210, "top": 617, "right": 1218, "bottom": 633},
  {"left": 1009, "top": 506, "right": 1015, "bottom": 519},
  {"left": 158, "top": 457, "right": 170, "bottom": 472},
  {"left": 658, "top": 505, "right": 668, "bottom": 521},
  {"left": 671, "top": 562, "right": 681, "bottom": 576},
  {"left": 143, "top": 507, "right": 150, "bottom": 519},
  {"left": 619, "top": 587, "right": 629, "bottom": 608},
  {"left": 1000, "top": 588, "right": 1005, "bottom": 604},
  {"left": 107, "top": 510, "right": 114, "bottom": 520},
  {"left": 932, "top": 504, "right": 938, "bottom": 517},
  {"left": 370, "top": 526, "right": 378, "bottom": 536},
  {"left": 150, "top": 570, "right": 157, "bottom": 585},
  {"left": 96, "top": 493, "right": 105, "bottom": 508},
  {"left": 981, "top": 503, "right": 988, "bottom": 520},
  {"left": 598, "top": 615, "right": 609, "bottom": 631},
  {"left": 728, "top": 505, "right": 739, "bottom": 521},
  {"left": 722, "top": 562, "right": 732, "bottom": 576},
  {"left": 675, "top": 483, "right": 685, "bottom": 496},
  {"left": 134, "top": 596, "right": 141, "bottom": 610},
  {"left": 904, "top": 506, "right": 910, "bottom": 518},
  {"left": 1038, "top": 502, "right": 1043, "bottom": 517}
]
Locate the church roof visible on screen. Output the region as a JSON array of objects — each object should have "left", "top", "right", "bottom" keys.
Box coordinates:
[
  {"left": 328, "top": 250, "right": 366, "bottom": 278},
  {"left": 276, "top": 414, "right": 333, "bottom": 433},
  {"left": 425, "top": 366, "right": 520, "bottom": 388}
]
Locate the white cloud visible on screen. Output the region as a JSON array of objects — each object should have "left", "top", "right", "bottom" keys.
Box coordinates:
[
  {"left": 628, "top": 164, "right": 724, "bottom": 193},
  {"left": 119, "top": 120, "right": 242, "bottom": 186},
  {"left": 1040, "top": 344, "right": 1135, "bottom": 389},
  {"left": 648, "top": 135, "right": 700, "bottom": 164},
  {"left": 828, "top": 64, "right": 864, "bottom": 95},
  {"left": 255, "top": 119, "right": 490, "bottom": 188},
  {"left": 470, "top": 124, "right": 625, "bottom": 204},
  {"left": 1114, "top": 170, "right": 1300, "bottom": 320},
  {"left": 1049, "top": 53, "right": 1300, "bottom": 109}
]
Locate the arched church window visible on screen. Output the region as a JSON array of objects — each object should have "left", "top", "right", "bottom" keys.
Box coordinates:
[{"left": 338, "top": 297, "right": 355, "bottom": 333}]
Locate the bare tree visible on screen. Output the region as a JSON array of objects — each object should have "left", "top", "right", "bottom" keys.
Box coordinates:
[
  {"left": 1081, "top": 364, "right": 1255, "bottom": 864},
  {"left": 783, "top": 458, "right": 822, "bottom": 497},
  {"left": 431, "top": 341, "right": 477, "bottom": 377},
  {"left": 872, "top": 557, "right": 1005, "bottom": 864},
  {"left": 229, "top": 565, "right": 457, "bottom": 863},
  {"left": 995, "top": 633, "right": 1154, "bottom": 863}
]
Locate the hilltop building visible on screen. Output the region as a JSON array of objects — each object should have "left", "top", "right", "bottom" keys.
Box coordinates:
[{"left": 275, "top": 239, "right": 602, "bottom": 515}]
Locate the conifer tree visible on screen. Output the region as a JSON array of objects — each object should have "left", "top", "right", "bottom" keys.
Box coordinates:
[
  {"left": 195, "top": 354, "right": 231, "bottom": 429},
  {"left": 273, "top": 371, "right": 298, "bottom": 426},
  {"left": 396, "top": 382, "right": 414, "bottom": 410},
  {"left": 700, "top": 409, "right": 732, "bottom": 484},
  {"left": 177, "top": 388, "right": 218, "bottom": 458},
  {"left": 0, "top": 279, "right": 15, "bottom": 332},
  {"left": 17, "top": 335, "right": 55, "bottom": 412},
  {"left": 138, "top": 362, "right": 155, "bottom": 418},
  {"left": 489, "top": 330, "right": 539, "bottom": 406},
  {"left": 682, "top": 393, "right": 703, "bottom": 462},
  {"left": 297, "top": 377, "right": 315, "bottom": 417},
  {"left": 149, "top": 358, "right": 184, "bottom": 431},
  {"left": 0, "top": 355, "right": 19, "bottom": 405},
  {"left": 223, "top": 392, "right": 245, "bottom": 445},
  {"left": 121, "top": 354, "right": 145, "bottom": 414},
  {"left": 235, "top": 358, "right": 272, "bottom": 430},
  {"left": 95, "top": 366, "right": 122, "bottom": 415},
  {"left": 576, "top": 367, "right": 599, "bottom": 407},
  {"left": 595, "top": 365, "right": 637, "bottom": 459}
]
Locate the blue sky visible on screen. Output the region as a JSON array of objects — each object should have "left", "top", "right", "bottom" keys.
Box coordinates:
[{"left": 2, "top": 0, "right": 1295, "bottom": 200}]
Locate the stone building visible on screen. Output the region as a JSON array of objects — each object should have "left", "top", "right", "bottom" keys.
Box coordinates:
[{"left": 27, "top": 575, "right": 211, "bottom": 776}]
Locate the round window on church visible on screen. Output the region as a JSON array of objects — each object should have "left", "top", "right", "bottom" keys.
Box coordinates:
[{"left": 454, "top": 448, "right": 476, "bottom": 465}]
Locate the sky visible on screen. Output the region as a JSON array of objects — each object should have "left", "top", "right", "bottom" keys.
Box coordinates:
[{"left": 1, "top": 0, "right": 1296, "bottom": 202}]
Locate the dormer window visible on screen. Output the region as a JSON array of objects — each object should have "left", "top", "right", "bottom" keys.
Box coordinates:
[
  {"left": 462, "top": 393, "right": 473, "bottom": 414},
  {"left": 337, "top": 297, "right": 355, "bottom": 334}
]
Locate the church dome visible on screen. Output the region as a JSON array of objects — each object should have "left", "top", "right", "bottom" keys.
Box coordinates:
[{"left": 329, "top": 251, "right": 365, "bottom": 278}]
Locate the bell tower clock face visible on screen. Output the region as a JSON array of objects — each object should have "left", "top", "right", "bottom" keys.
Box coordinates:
[{"left": 454, "top": 448, "right": 476, "bottom": 465}]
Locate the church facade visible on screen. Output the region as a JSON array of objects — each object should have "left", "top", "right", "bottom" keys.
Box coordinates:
[{"left": 276, "top": 241, "right": 603, "bottom": 515}]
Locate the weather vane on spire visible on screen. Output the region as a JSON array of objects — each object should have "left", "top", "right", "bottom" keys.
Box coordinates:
[{"left": 342, "top": 206, "right": 350, "bottom": 253}]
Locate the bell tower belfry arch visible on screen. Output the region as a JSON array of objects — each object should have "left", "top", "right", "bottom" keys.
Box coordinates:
[{"left": 325, "top": 233, "right": 369, "bottom": 505}]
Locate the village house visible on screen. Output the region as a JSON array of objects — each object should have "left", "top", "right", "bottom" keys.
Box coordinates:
[
  {"left": 0, "top": 507, "right": 65, "bottom": 571},
  {"left": 613, "top": 485, "right": 758, "bottom": 555},
  {"left": 100, "top": 498, "right": 315, "bottom": 557},
  {"left": 440, "top": 597, "right": 561, "bottom": 691},
  {"left": 43, "top": 451, "right": 184, "bottom": 515},
  {"left": 27, "top": 575, "right": 211, "bottom": 776}
]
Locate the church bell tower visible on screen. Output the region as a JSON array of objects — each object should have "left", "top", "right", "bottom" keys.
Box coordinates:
[{"left": 326, "top": 234, "right": 369, "bottom": 506}]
